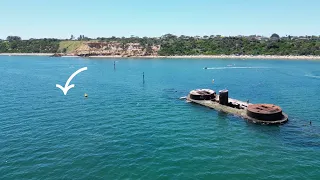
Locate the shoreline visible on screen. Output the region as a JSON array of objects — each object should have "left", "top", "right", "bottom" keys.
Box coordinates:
[
  {"left": 1, "top": 53, "right": 320, "bottom": 60},
  {"left": 0, "top": 53, "right": 54, "bottom": 56},
  {"left": 89, "top": 55, "right": 320, "bottom": 60}
]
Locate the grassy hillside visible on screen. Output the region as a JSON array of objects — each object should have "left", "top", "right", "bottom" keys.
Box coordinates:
[{"left": 58, "top": 41, "right": 85, "bottom": 53}]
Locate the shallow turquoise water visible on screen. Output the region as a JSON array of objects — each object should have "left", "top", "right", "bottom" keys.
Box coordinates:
[{"left": 0, "top": 56, "right": 319, "bottom": 179}]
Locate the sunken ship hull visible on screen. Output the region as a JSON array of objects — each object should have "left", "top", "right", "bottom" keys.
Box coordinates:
[{"left": 187, "top": 89, "right": 288, "bottom": 125}]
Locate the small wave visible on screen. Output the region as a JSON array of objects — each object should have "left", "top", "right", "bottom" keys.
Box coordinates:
[
  {"left": 305, "top": 74, "right": 320, "bottom": 79},
  {"left": 204, "top": 67, "right": 269, "bottom": 70}
]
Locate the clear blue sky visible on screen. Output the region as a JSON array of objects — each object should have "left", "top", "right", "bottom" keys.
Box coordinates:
[{"left": 1, "top": 0, "right": 319, "bottom": 39}]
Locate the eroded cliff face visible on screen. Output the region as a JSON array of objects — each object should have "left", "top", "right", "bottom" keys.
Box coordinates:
[{"left": 73, "top": 42, "right": 160, "bottom": 56}]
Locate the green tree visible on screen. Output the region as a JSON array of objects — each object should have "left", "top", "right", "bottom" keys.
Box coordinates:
[
  {"left": 145, "top": 45, "right": 153, "bottom": 55},
  {"left": 270, "top": 33, "right": 280, "bottom": 41},
  {"left": 6, "top": 36, "right": 21, "bottom": 42}
]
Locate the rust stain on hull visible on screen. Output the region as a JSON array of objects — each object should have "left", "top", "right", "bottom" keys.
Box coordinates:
[{"left": 187, "top": 89, "right": 288, "bottom": 125}]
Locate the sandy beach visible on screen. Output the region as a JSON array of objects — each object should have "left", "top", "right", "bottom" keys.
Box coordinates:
[
  {"left": 88, "top": 55, "right": 320, "bottom": 60},
  {"left": 1, "top": 53, "right": 320, "bottom": 60}
]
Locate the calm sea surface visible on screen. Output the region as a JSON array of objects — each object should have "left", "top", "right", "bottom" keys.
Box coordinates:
[{"left": 0, "top": 56, "right": 319, "bottom": 179}]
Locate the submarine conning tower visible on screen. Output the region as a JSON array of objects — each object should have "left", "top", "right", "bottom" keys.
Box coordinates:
[
  {"left": 246, "top": 104, "right": 284, "bottom": 121},
  {"left": 219, "top": 90, "right": 229, "bottom": 105}
]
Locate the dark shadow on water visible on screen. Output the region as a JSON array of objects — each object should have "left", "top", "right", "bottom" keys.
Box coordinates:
[
  {"left": 161, "top": 88, "right": 188, "bottom": 101},
  {"left": 280, "top": 116, "right": 320, "bottom": 149},
  {"left": 245, "top": 121, "right": 281, "bottom": 136},
  {"left": 183, "top": 101, "right": 320, "bottom": 149},
  {"left": 215, "top": 111, "right": 233, "bottom": 126},
  {"left": 243, "top": 115, "right": 320, "bottom": 149},
  {"left": 220, "top": 113, "right": 318, "bottom": 149},
  {"left": 217, "top": 111, "right": 228, "bottom": 119}
]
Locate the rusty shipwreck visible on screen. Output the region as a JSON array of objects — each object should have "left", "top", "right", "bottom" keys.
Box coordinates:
[{"left": 186, "top": 89, "right": 288, "bottom": 125}]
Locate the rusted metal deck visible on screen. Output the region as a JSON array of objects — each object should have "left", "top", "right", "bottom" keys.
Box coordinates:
[{"left": 187, "top": 95, "right": 288, "bottom": 125}]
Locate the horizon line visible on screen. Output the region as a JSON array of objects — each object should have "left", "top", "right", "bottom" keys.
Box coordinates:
[{"left": 2, "top": 33, "right": 320, "bottom": 40}]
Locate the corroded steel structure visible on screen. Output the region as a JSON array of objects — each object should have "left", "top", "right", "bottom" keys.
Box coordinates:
[
  {"left": 187, "top": 89, "right": 288, "bottom": 125},
  {"left": 247, "top": 104, "right": 283, "bottom": 121},
  {"left": 189, "top": 89, "right": 216, "bottom": 100}
]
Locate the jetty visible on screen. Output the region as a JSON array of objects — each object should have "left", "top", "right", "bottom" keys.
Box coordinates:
[{"left": 186, "top": 89, "right": 288, "bottom": 125}]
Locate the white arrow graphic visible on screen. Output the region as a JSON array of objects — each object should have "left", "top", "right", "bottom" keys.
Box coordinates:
[{"left": 56, "top": 67, "right": 88, "bottom": 95}]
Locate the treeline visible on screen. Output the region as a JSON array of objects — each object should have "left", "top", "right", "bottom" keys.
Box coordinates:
[
  {"left": 0, "top": 36, "right": 59, "bottom": 53},
  {"left": 1, "top": 34, "right": 320, "bottom": 55},
  {"left": 158, "top": 34, "right": 320, "bottom": 56}
]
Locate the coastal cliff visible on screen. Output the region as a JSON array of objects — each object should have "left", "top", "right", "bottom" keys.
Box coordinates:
[
  {"left": 71, "top": 42, "right": 161, "bottom": 57},
  {"left": 1, "top": 34, "right": 320, "bottom": 57}
]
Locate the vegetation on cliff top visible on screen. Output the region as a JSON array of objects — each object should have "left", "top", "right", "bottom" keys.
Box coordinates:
[
  {"left": 58, "top": 41, "right": 85, "bottom": 54},
  {"left": 1, "top": 34, "right": 320, "bottom": 56},
  {"left": 0, "top": 36, "right": 59, "bottom": 53},
  {"left": 157, "top": 33, "right": 320, "bottom": 56}
]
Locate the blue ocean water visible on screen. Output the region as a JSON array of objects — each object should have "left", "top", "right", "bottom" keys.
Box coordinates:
[{"left": 0, "top": 56, "right": 319, "bottom": 179}]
